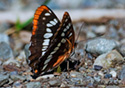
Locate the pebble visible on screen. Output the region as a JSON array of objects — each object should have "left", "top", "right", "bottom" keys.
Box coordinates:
[
  {"left": 109, "top": 70, "right": 117, "bottom": 78},
  {"left": 119, "top": 44, "right": 125, "bottom": 56},
  {"left": 108, "top": 26, "right": 119, "bottom": 39},
  {"left": 0, "top": 42, "right": 13, "bottom": 59},
  {"left": 10, "top": 71, "right": 18, "bottom": 75},
  {"left": 0, "top": 33, "right": 9, "bottom": 44},
  {"left": 0, "top": 74, "right": 9, "bottom": 87},
  {"left": 94, "top": 65, "right": 103, "bottom": 71},
  {"left": 84, "top": 38, "right": 119, "bottom": 55},
  {"left": 94, "top": 75, "right": 101, "bottom": 82},
  {"left": 93, "top": 50, "right": 124, "bottom": 68},
  {"left": 106, "top": 85, "right": 120, "bottom": 88},
  {"left": 25, "top": 82, "right": 41, "bottom": 88},
  {"left": 0, "top": 23, "right": 10, "bottom": 32},
  {"left": 13, "top": 81, "right": 22, "bottom": 88},
  {"left": 16, "top": 51, "right": 27, "bottom": 66},
  {"left": 94, "top": 25, "right": 106, "bottom": 34},
  {"left": 86, "top": 31, "right": 96, "bottom": 39},
  {"left": 19, "top": 31, "right": 31, "bottom": 44},
  {"left": 10, "top": 75, "right": 26, "bottom": 81},
  {"left": 98, "top": 71, "right": 104, "bottom": 78},
  {"left": 104, "top": 74, "right": 112, "bottom": 79},
  {"left": 3, "top": 58, "right": 20, "bottom": 67},
  {"left": 70, "top": 71, "right": 84, "bottom": 85},
  {"left": 118, "top": 65, "right": 125, "bottom": 80},
  {"left": 48, "top": 79, "right": 61, "bottom": 86}
]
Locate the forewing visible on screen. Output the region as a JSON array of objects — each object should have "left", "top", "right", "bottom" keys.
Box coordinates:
[{"left": 28, "top": 5, "right": 60, "bottom": 71}]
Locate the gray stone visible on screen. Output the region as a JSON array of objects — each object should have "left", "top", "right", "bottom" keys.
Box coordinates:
[
  {"left": 118, "top": 65, "right": 125, "bottom": 80},
  {"left": 109, "top": 70, "right": 117, "bottom": 78},
  {"left": 0, "top": 42, "right": 13, "bottom": 59},
  {"left": 85, "top": 38, "right": 119, "bottom": 54},
  {"left": 0, "top": 74, "right": 9, "bottom": 87},
  {"left": 94, "top": 76, "right": 101, "bottom": 82},
  {"left": 94, "top": 25, "right": 106, "bottom": 34},
  {"left": 106, "top": 85, "right": 120, "bottom": 88},
  {"left": 86, "top": 31, "right": 96, "bottom": 39},
  {"left": 119, "top": 44, "right": 125, "bottom": 56},
  {"left": 13, "top": 81, "right": 22, "bottom": 88},
  {"left": 10, "top": 75, "right": 26, "bottom": 81},
  {"left": 108, "top": 26, "right": 119, "bottom": 39},
  {"left": 3, "top": 58, "right": 20, "bottom": 67},
  {"left": 0, "top": 33, "right": 9, "bottom": 44},
  {"left": 48, "top": 79, "right": 61, "bottom": 86},
  {"left": 25, "top": 82, "right": 41, "bottom": 88},
  {"left": 70, "top": 71, "right": 84, "bottom": 85},
  {"left": 93, "top": 50, "right": 124, "bottom": 68}
]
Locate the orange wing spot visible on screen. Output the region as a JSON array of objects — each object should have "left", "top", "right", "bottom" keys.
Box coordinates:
[
  {"left": 35, "top": 70, "right": 38, "bottom": 73},
  {"left": 32, "top": 26, "right": 37, "bottom": 35},
  {"left": 33, "top": 19, "right": 38, "bottom": 25},
  {"left": 39, "top": 6, "right": 49, "bottom": 11},
  {"left": 34, "top": 14, "right": 39, "bottom": 20},
  {"left": 35, "top": 10, "right": 42, "bottom": 15},
  {"left": 37, "top": 8, "right": 43, "bottom": 11}
]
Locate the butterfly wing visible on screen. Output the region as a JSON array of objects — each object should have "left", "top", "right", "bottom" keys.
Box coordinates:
[
  {"left": 28, "top": 5, "right": 60, "bottom": 72},
  {"left": 32, "top": 12, "right": 75, "bottom": 77}
]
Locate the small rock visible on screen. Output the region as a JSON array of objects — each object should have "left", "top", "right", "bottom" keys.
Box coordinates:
[
  {"left": 25, "top": 82, "right": 41, "bottom": 88},
  {"left": 13, "top": 81, "right": 22, "bottom": 88},
  {"left": 3, "top": 64, "right": 21, "bottom": 72},
  {"left": 104, "top": 74, "right": 112, "bottom": 79},
  {"left": 10, "top": 71, "right": 18, "bottom": 75},
  {"left": 48, "top": 79, "right": 61, "bottom": 86},
  {"left": 0, "top": 33, "right": 9, "bottom": 44},
  {"left": 16, "top": 51, "right": 27, "bottom": 66},
  {"left": 94, "top": 65, "right": 103, "bottom": 71},
  {"left": 3, "top": 58, "right": 20, "bottom": 67},
  {"left": 0, "top": 42, "right": 13, "bottom": 59},
  {"left": 108, "top": 26, "right": 119, "bottom": 39},
  {"left": 109, "top": 70, "right": 117, "bottom": 78},
  {"left": 93, "top": 50, "right": 124, "bottom": 68},
  {"left": 98, "top": 71, "right": 104, "bottom": 78},
  {"left": 106, "top": 85, "right": 120, "bottom": 88},
  {"left": 87, "top": 82, "right": 94, "bottom": 87},
  {"left": 70, "top": 71, "right": 84, "bottom": 85},
  {"left": 94, "top": 25, "right": 106, "bottom": 34},
  {"left": 0, "top": 74, "right": 9, "bottom": 87},
  {"left": 86, "top": 31, "right": 96, "bottom": 39},
  {"left": 19, "top": 31, "right": 31, "bottom": 44},
  {"left": 113, "top": 79, "right": 119, "bottom": 85},
  {"left": 70, "top": 71, "right": 83, "bottom": 78},
  {"left": 119, "top": 44, "right": 125, "bottom": 56},
  {"left": 85, "top": 38, "right": 119, "bottom": 54},
  {"left": 118, "top": 66, "right": 125, "bottom": 80},
  {"left": 60, "top": 83, "right": 66, "bottom": 87},
  {"left": 10, "top": 75, "right": 26, "bottom": 81},
  {"left": 94, "top": 75, "right": 101, "bottom": 82}
]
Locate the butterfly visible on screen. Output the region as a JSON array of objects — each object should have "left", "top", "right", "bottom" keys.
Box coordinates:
[{"left": 28, "top": 5, "right": 75, "bottom": 78}]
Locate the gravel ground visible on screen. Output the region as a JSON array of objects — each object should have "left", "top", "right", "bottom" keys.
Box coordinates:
[{"left": 0, "top": 19, "right": 125, "bottom": 88}]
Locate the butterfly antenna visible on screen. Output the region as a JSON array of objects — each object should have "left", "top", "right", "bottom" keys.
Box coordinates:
[
  {"left": 70, "top": 23, "right": 85, "bottom": 57},
  {"left": 76, "top": 22, "right": 85, "bottom": 43}
]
